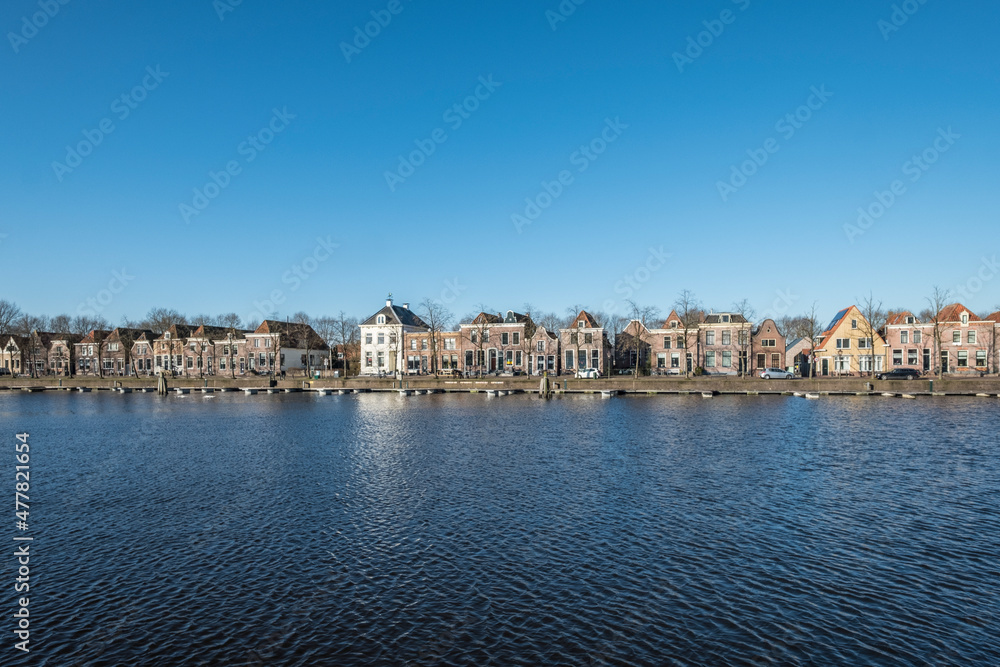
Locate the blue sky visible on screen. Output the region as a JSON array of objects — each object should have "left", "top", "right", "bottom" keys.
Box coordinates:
[{"left": 3, "top": 0, "right": 998, "bottom": 326}]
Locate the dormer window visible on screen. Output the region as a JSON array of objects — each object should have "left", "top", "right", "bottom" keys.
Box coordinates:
[
  {"left": 906, "top": 316, "right": 914, "bottom": 324},
  {"left": 722, "top": 315, "right": 730, "bottom": 323},
  {"left": 578, "top": 320, "right": 584, "bottom": 328},
  {"left": 165, "top": 333, "right": 171, "bottom": 340},
  {"left": 961, "top": 313, "right": 969, "bottom": 325},
  {"left": 377, "top": 315, "right": 385, "bottom": 324},
  {"left": 670, "top": 321, "right": 678, "bottom": 328}
]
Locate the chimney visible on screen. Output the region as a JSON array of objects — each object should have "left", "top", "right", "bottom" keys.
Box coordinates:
[
  {"left": 402, "top": 303, "right": 409, "bottom": 310},
  {"left": 386, "top": 297, "right": 393, "bottom": 307}
]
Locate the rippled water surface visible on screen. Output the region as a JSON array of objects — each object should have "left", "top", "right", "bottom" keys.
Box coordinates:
[{"left": 4, "top": 391, "right": 999, "bottom": 665}]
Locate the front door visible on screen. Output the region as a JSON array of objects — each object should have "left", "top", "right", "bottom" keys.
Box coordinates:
[
  {"left": 821, "top": 358, "right": 829, "bottom": 376},
  {"left": 940, "top": 351, "right": 949, "bottom": 373},
  {"left": 489, "top": 349, "right": 497, "bottom": 371},
  {"left": 923, "top": 349, "right": 931, "bottom": 371}
]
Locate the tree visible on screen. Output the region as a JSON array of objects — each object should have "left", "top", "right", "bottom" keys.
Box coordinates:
[
  {"left": 926, "top": 286, "right": 950, "bottom": 379},
  {"left": 801, "top": 303, "right": 822, "bottom": 379},
  {"left": 330, "top": 312, "right": 359, "bottom": 376},
  {"left": 116, "top": 320, "right": 146, "bottom": 377},
  {"left": 90, "top": 318, "right": 112, "bottom": 378},
  {"left": 143, "top": 308, "right": 186, "bottom": 334},
  {"left": 673, "top": 289, "right": 701, "bottom": 378},
  {"left": 460, "top": 309, "right": 494, "bottom": 377},
  {"left": 0, "top": 300, "right": 22, "bottom": 338},
  {"left": 857, "top": 291, "right": 887, "bottom": 377},
  {"left": 731, "top": 298, "right": 757, "bottom": 378},
  {"left": 293, "top": 313, "right": 314, "bottom": 377},
  {"left": 50, "top": 314, "right": 71, "bottom": 333},
  {"left": 419, "top": 298, "right": 454, "bottom": 375},
  {"left": 624, "top": 300, "right": 658, "bottom": 380},
  {"left": 218, "top": 313, "right": 243, "bottom": 379}
]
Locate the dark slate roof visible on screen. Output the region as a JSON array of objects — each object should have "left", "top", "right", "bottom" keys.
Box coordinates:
[
  {"left": 703, "top": 313, "right": 748, "bottom": 324},
  {"left": 361, "top": 304, "right": 429, "bottom": 328}
]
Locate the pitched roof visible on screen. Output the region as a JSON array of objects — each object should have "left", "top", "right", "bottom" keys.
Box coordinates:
[
  {"left": 361, "top": 303, "right": 429, "bottom": 328},
  {"left": 155, "top": 324, "right": 195, "bottom": 341},
  {"left": 78, "top": 329, "right": 113, "bottom": 344},
  {"left": 469, "top": 312, "right": 502, "bottom": 325},
  {"left": 661, "top": 310, "right": 681, "bottom": 328},
  {"left": 886, "top": 311, "right": 917, "bottom": 325},
  {"left": 569, "top": 310, "right": 600, "bottom": 328},
  {"left": 984, "top": 311, "right": 1000, "bottom": 323},
  {"left": 252, "top": 320, "right": 329, "bottom": 350},
  {"left": 703, "top": 313, "right": 749, "bottom": 324},
  {"left": 192, "top": 324, "right": 251, "bottom": 339},
  {"left": 936, "top": 303, "right": 980, "bottom": 323}
]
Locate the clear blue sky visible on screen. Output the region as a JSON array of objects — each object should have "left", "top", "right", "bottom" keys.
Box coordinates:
[{"left": 3, "top": 0, "right": 998, "bottom": 326}]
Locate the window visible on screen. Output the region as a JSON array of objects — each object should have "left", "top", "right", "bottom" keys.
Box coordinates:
[
  {"left": 905, "top": 316, "right": 914, "bottom": 324},
  {"left": 584, "top": 333, "right": 592, "bottom": 344},
  {"left": 501, "top": 332, "right": 509, "bottom": 346},
  {"left": 578, "top": 350, "right": 586, "bottom": 368},
  {"left": 722, "top": 350, "right": 732, "bottom": 367},
  {"left": 771, "top": 353, "right": 781, "bottom": 369},
  {"left": 591, "top": 349, "right": 599, "bottom": 368},
  {"left": 657, "top": 353, "right": 666, "bottom": 368},
  {"left": 670, "top": 321, "right": 678, "bottom": 329},
  {"left": 565, "top": 350, "right": 574, "bottom": 369},
  {"left": 851, "top": 319, "right": 858, "bottom": 329},
  {"left": 835, "top": 338, "right": 850, "bottom": 349},
  {"left": 957, "top": 350, "right": 968, "bottom": 367},
  {"left": 706, "top": 331, "right": 715, "bottom": 345},
  {"left": 663, "top": 336, "right": 671, "bottom": 349},
  {"left": 421, "top": 339, "right": 427, "bottom": 350},
  {"left": 570, "top": 333, "right": 578, "bottom": 344},
  {"left": 722, "top": 331, "right": 731, "bottom": 346},
  {"left": 893, "top": 349, "right": 902, "bottom": 365},
  {"left": 835, "top": 356, "right": 850, "bottom": 372},
  {"left": 513, "top": 332, "right": 520, "bottom": 345},
  {"left": 410, "top": 339, "right": 417, "bottom": 350},
  {"left": 913, "top": 330, "right": 921, "bottom": 344},
  {"left": 671, "top": 354, "right": 679, "bottom": 368},
  {"left": 761, "top": 339, "right": 776, "bottom": 348},
  {"left": 722, "top": 315, "right": 730, "bottom": 323},
  {"left": 254, "top": 338, "right": 261, "bottom": 348},
  {"left": 377, "top": 315, "right": 385, "bottom": 324},
  {"left": 738, "top": 331, "right": 748, "bottom": 346},
  {"left": 482, "top": 331, "right": 489, "bottom": 343},
  {"left": 900, "top": 331, "right": 908, "bottom": 344},
  {"left": 465, "top": 350, "right": 473, "bottom": 367},
  {"left": 908, "top": 349, "right": 918, "bottom": 365},
  {"left": 444, "top": 338, "right": 456, "bottom": 351},
  {"left": 705, "top": 351, "right": 716, "bottom": 367},
  {"left": 470, "top": 331, "right": 478, "bottom": 344},
  {"left": 961, "top": 313, "right": 969, "bottom": 325},
  {"left": 264, "top": 338, "right": 271, "bottom": 348},
  {"left": 968, "top": 330, "right": 976, "bottom": 344},
  {"left": 259, "top": 353, "right": 266, "bottom": 367},
  {"left": 365, "top": 333, "right": 372, "bottom": 345},
  {"left": 536, "top": 341, "right": 544, "bottom": 352},
  {"left": 952, "top": 331, "right": 961, "bottom": 344},
  {"left": 515, "top": 351, "right": 522, "bottom": 366},
  {"left": 858, "top": 338, "right": 872, "bottom": 349},
  {"left": 377, "top": 352, "right": 384, "bottom": 367},
  {"left": 578, "top": 320, "right": 584, "bottom": 328},
  {"left": 378, "top": 333, "right": 385, "bottom": 345},
  {"left": 505, "top": 350, "right": 513, "bottom": 365},
  {"left": 976, "top": 350, "right": 986, "bottom": 367},
  {"left": 220, "top": 358, "right": 226, "bottom": 370}
]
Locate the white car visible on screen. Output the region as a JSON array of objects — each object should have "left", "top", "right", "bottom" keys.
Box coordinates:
[
  {"left": 576, "top": 368, "right": 600, "bottom": 379},
  {"left": 759, "top": 367, "right": 794, "bottom": 379}
]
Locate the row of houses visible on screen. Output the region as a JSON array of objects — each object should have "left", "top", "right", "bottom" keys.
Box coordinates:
[
  {"left": 359, "top": 297, "right": 1000, "bottom": 377},
  {"left": 1, "top": 320, "right": 332, "bottom": 378}
]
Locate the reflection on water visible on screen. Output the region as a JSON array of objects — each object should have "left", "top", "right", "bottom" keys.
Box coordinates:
[{"left": 5, "top": 392, "right": 999, "bottom": 665}]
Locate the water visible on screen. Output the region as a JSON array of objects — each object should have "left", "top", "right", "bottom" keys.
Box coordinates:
[{"left": 3, "top": 392, "right": 998, "bottom": 665}]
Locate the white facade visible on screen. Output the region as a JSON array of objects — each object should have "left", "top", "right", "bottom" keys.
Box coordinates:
[{"left": 359, "top": 297, "right": 429, "bottom": 376}]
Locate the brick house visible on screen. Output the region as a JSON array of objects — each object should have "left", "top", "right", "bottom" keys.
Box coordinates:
[
  {"left": 751, "top": 318, "right": 787, "bottom": 374},
  {"left": 887, "top": 304, "right": 996, "bottom": 375},
  {"left": 698, "top": 313, "right": 753, "bottom": 375},
  {"left": 459, "top": 310, "right": 535, "bottom": 375},
  {"left": 74, "top": 330, "right": 113, "bottom": 377},
  {"left": 43, "top": 332, "right": 81, "bottom": 376},
  {"left": 648, "top": 311, "right": 697, "bottom": 375},
  {"left": 615, "top": 319, "right": 654, "bottom": 373},
  {"left": 528, "top": 326, "right": 560, "bottom": 375},
  {"left": 209, "top": 326, "right": 252, "bottom": 377},
  {"left": 153, "top": 325, "right": 195, "bottom": 375},
  {"left": 245, "top": 320, "right": 329, "bottom": 376},
  {"left": 559, "top": 310, "right": 613, "bottom": 375},
  {"left": 130, "top": 331, "right": 158, "bottom": 377}
]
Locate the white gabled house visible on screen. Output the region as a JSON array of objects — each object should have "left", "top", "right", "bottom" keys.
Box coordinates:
[{"left": 359, "top": 295, "right": 429, "bottom": 376}]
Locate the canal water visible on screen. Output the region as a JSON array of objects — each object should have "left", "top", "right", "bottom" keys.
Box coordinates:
[{"left": 3, "top": 392, "right": 998, "bottom": 665}]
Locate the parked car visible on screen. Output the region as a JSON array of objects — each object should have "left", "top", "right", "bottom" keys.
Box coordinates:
[
  {"left": 876, "top": 368, "right": 920, "bottom": 380},
  {"left": 759, "top": 367, "right": 794, "bottom": 379},
  {"left": 576, "top": 368, "right": 600, "bottom": 379},
  {"left": 437, "top": 368, "right": 462, "bottom": 378}
]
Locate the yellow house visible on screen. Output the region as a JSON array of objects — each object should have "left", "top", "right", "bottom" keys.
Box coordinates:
[{"left": 813, "top": 305, "right": 886, "bottom": 376}]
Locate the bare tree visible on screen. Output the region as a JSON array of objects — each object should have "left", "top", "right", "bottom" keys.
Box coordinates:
[
  {"left": 50, "top": 314, "right": 71, "bottom": 332},
  {"left": 857, "top": 291, "right": 887, "bottom": 377},
  {"left": 143, "top": 308, "right": 186, "bottom": 334},
  {"left": 461, "top": 310, "right": 494, "bottom": 377},
  {"left": 801, "top": 303, "right": 822, "bottom": 379},
  {"left": 625, "top": 299, "right": 658, "bottom": 379},
  {"left": 0, "top": 300, "right": 22, "bottom": 337},
  {"left": 330, "top": 312, "right": 359, "bottom": 376},
  {"left": 926, "top": 286, "right": 950, "bottom": 379},
  {"left": 418, "top": 298, "right": 454, "bottom": 375},
  {"left": 218, "top": 313, "right": 243, "bottom": 379},
  {"left": 732, "top": 298, "right": 757, "bottom": 378},
  {"left": 673, "top": 289, "right": 701, "bottom": 378}
]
